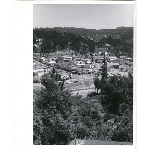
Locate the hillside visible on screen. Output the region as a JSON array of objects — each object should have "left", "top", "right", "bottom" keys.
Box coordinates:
[
  {"left": 34, "top": 27, "right": 133, "bottom": 41},
  {"left": 33, "top": 26, "right": 133, "bottom": 57}
]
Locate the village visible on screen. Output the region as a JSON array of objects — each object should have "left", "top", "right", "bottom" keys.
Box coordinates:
[
  {"left": 33, "top": 41, "right": 133, "bottom": 98},
  {"left": 32, "top": 4, "right": 134, "bottom": 145}
]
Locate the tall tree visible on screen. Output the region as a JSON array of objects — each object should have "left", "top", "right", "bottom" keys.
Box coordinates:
[
  {"left": 94, "top": 77, "right": 101, "bottom": 93},
  {"left": 101, "top": 52, "right": 107, "bottom": 95}
]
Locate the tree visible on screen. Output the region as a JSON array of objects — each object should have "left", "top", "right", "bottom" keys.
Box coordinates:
[
  {"left": 33, "top": 36, "right": 36, "bottom": 44},
  {"left": 98, "top": 73, "right": 133, "bottom": 142},
  {"left": 33, "top": 76, "right": 72, "bottom": 145},
  {"left": 101, "top": 75, "right": 133, "bottom": 114},
  {"left": 94, "top": 77, "right": 101, "bottom": 93},
  {"left": 101, "top": 52, "right": 107, "bottom": 95}
]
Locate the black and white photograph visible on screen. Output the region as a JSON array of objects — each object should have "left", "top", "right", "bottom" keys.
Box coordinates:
[{"left": 33, "top": 4, "right": 134, "bottom": 145}]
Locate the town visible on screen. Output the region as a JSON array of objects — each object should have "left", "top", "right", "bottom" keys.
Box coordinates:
[
  {"left": 31, "top": 3, "right": 135, "bottom": 145},
  {"left": 33, "top": 28, "right": 133, "bottom": 145},
  {"left": 33, "top": 27, "right": 133, "bottom": 98}
]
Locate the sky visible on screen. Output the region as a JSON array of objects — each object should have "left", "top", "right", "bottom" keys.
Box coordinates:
[{"left": 33, "top": 4, "right": 134, "bottom": 30}]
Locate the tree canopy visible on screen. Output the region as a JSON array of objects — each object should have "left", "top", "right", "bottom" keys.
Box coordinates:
[{"left": 33, "top": 71, "right": 133, "bottom": 144}]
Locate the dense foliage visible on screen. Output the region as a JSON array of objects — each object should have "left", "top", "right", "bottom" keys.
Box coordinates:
[
  {"left": 33, "top": 27, "right": 133, "bottom": 57},
  {"left": 33, "top": 71, "right": 133, "bottom": 144},
  {"left": 33, "top": 75, "right": 72, "bottom": 145},
  {"left": 102, "top": 75, "right": 133, "bottom": 142},
  {"left": 33, "top": 29, "right": 95, "bottom": 53}
]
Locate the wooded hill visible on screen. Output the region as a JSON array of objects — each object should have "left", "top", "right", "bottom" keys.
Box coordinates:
[
  {"left": 33, "top": 27, "right": 133, "bottom": 57},
  {"left": 34, "top": 27, "right": 133, "bottom": 41}
]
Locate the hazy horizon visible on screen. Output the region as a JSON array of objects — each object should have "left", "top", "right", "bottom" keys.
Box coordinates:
[{"left": 33, "top": 4, "right": 134, "bottom": 30}]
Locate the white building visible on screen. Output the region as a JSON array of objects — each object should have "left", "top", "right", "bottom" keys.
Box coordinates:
[{"left": 107, "top": 56, "right": 117, "bottom": 61}]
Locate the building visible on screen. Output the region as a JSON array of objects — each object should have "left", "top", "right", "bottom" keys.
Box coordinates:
[
  {"left": 107, "top": 62, "right": 119, "bottom": 69},
  {"left": 127, "top": 62, "right": 133, "bottom": 67},
  {"left": 120, "top": 56, "right": 126, "bottom": 59},
  {"left": 60, "top": 56, "right": 72, "bottom": 61},
  {"left": 113, "top": 63, "right": 119, "bottom": 69},
  {"left": 119, "top": 65, "right": 127, "bottom": 72},
  {"left": 107, "top": 56, "right": 117, "bottom": 61},
  {"left": 126, "top": 58, "right": 132, "bottom": 62},
  {"left": 90, "top": 56, "right": 104, "bottom": 62},
  {"left": 75, "top": 61, "right": 85, "bottom": 67}
]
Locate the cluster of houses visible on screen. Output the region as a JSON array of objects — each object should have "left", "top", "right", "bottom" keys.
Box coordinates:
[
  {"left": 33, "top": 34, "right": 133, "bottom": 79},
  {"left": 33, "top": 47, "right": 133, "bottom": 79}
]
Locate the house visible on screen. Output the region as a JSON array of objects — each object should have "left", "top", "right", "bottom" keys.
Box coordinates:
[
  {"left": 85, "top": 59, "right": 92, "bottom": 64},
  {"left": 61, "top": 56, "right": 72, "bottom": 61},
  {"left": 107, "top": 63, "right": 114, "bottom": 69},
  {"left": 120, "top": 56, "right": 127, "bottom": 60},
  {"left": 104, "top": 44, "right": 111, "bottom": 47},
  {"left": 35, "top": 38, "right": 43, "bottom": 44},
  {"left": 72, "top": 56, "right": 81, "bottom": 61},
  {"left": 127, "top": 62, "right": 133, "bottom": 67},
  {"left": 47, "top": 60, "right": 56, "bottom": 67},
  {"left": 107, "top": 56, "right": 117, "bottom": 61},
  {"left": 40, "top": 57, "right": 48, "bottom": 63},
  {"left": 84, "top": 64, "right": 94, "bottom": 69},
  {"left": 119, "top": 65, "right": 127, "bottom": 72},
  {"left": 64, "top": 56, "right": 72, "bottom": 61},
  {"left": 107, "top": 62, "right": 119, "bottom": 69},
  {"left": 90, "top": 56, "right": 104, "bottom": 62},
  {"left": 75, "top": 61, "right": 85, "bottom": 67},
  {"left": 126, "top": 58, "right": 132, "bottom": 62},
  {"left": 113, "top": 63, "right": 119, "bottom": 69}
]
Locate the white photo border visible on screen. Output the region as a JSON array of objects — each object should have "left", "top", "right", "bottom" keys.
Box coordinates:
[{"left": 14, "top": 1, "right": 136, "bottom": 150}]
